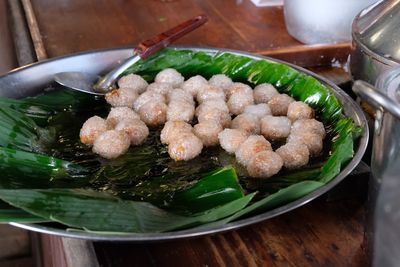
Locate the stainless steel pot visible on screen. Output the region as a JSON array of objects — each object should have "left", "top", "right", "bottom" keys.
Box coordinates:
[
  {"left": 353, "top": 68, "right": 400, "bottom": 267},
  {"left": 350, "top": 0, "right": 400, "bottom": 85}
]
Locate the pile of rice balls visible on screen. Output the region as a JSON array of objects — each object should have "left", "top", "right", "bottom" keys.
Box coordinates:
[{"left": 80, "top": 68, "right": 326, "bottom": 179}]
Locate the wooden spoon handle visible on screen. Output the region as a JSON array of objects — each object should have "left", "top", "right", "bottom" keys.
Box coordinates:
[{"left": 135, "top": 14, "right": 208, "bottom": 59}]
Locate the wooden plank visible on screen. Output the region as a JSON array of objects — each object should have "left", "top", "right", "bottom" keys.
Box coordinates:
[
  {"left": 0, "top": 0, "right": 17, "bottom": 74},
  {"left": 21, "top": 0, "right": 48, "bottom": 61},
  {"left": 0, "top": 225, "right": 31, "bottom": 259},
  {"left": 94, "top": 198, "right": 368, "bottom": 267},
  {"left": 7, "top": 0, "right": 36, "bottom": 65}
]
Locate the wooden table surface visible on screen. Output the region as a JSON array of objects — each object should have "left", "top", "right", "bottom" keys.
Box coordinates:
[{"left": 2, "top": 1, "right": 369, "bottom": 266}]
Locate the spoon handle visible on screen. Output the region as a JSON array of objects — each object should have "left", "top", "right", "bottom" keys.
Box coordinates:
[
  {"left": 94, "top": 14, "right": 208, "bottom": 92},
  {"left": 135, "top": 14, "right": 208, "bottom": 60}
]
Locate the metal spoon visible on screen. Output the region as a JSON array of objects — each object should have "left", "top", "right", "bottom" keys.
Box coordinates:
[{"left": 54, "top": 15, "right": 208, "bottom": 95}]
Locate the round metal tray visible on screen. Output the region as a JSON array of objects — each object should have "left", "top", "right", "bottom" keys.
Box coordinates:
[{"left": 0, "top": 46, "right": 369, "bottom": 242}]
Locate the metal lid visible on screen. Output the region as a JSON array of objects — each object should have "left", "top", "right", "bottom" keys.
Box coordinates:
[{"left": 353, "top": 0, "right": 400, "bottom": 64}]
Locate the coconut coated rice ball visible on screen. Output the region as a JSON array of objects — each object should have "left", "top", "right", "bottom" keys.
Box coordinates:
[
  {"left": 133, "top": 91, "right": 166, "bottom": 112},
  {"left": 155, "top": 68, "right": 184, "bottom": 88},
  {"left": 193, "top": 120, "right": 223, "bottom": 147},
  {"left": 167, "top": 100, "right": 195, "bottom": 122},
  {"left": 260, "top": 115, "right": 291, "bottom": 140},
  {"left": 160, "top": 121, "right": 193, "bottom": 145},
  {"left": 168, "top": 133, "right": 203, "bottom": 161},
  {"left": 105, "top": 88, "right": 139, "bottom": 108},
  {"left": 235, "top": 135, "right": 272, "bottom": 166},
  {"left": 276, "top": 141, "right": 310, "bottom": 169},
  {"left": 253, "top": 83, "right": 279, "bottom": 104},
  {"left": 115, "top": 118, "right": 149, "bottom": 146},
  {"left": 231, "top": 113, "right": 260, "bottom": 135},
  {"left": 268, "top": 94, "right": 295, "bottom": 116},
  {"left": 182, "top": 75, "right": 208, "bottom": 97},
  {"left": 247, "top": 150, "right": 283, "bottom": 178},
  {"left": 243, "top": 104, "right": 271, "bottom": 119},
  {"left": 208, "top": 74, "right": 233, "bottom": 92},
  {"left": 80, "top": 116, "right": 108, "bottom": 145},
  {"left": 92, "top": 130, "right": 130, "bottom": 159},
  {"left": 106, "top": 107, "right": 140, "bottom": 128},
  {"left": 138, "top": 101, "right": 167, "bottom": 127},
  {"left": 287, "top": 101, "right": 314, "bottom": 122},
  {"left": 218, "top": 128, "right": 249, "bottom": 154},
  {"left": 117, "top": 74, "right": 148, "bottom": 94}
]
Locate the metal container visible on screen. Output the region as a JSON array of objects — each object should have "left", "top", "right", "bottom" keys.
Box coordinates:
[
  {"left": 353, "top": 68, "right": 400, "bottom": 267},
  {"left": 350, "top": 0, "right": 400, "bottom": 85},
  {"left": 0, "top": 47, "right": 368, "bottom": 241}
]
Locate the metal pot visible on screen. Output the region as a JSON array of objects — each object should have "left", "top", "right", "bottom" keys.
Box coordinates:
[
  {"left": 350, "top": 0, "right": 400, "bottom": 85},
  {"left": 353, "top": 68, "right": 400, "bottom": 267}
]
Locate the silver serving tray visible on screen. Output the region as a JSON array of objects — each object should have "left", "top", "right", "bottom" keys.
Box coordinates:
[{"left": 0, "top": 47, "right": 368, "bottom": 242}]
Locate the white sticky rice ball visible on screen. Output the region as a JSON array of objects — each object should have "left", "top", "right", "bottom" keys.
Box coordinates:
[
  {"left": 246, "top": 150, "right": 283, "bottom": 178},
  {"left": 208, "top": 74, "right": 233, "bottom": 92},
  {"left": 105, "top": 88, "right": 139, "bottom": 108},
  {"left": 260, "top": 115, "right": 292, "bottom": 140},
  {"left": 235, "top": 135, "right": 272, "bottom": 166},
  {"left": 80, "top": 116, "right": 108, "bottom": 146},
  {"left": 291, "top": 119, "right": 326, "bottom": 138},
  {"left": 92, "top": 130, "right": 131, "bottom": 159},
  {"left": 167, "top": 100, "right": 195, "bottom": 122},
  {"left": 196, "top": 85, "right": 225, "bottom": 104},
  {"left": 197, "top": 108, "right": 232, "bottom": 129},
  {"left": 231, "top": 113, "right": 261, "bottom": 135},
  {"left": 227, "top": 91, "right": 254, "bottom": 115},
  {"left": 160, "top": 121, "right": 193, "bottom": 145},
  {"left": 117, "top": 74, "right": 148, "bottom": 93},
  {"left": 193, "top": 121, "right": 223, "bottom": 147},
  {"left": 218, "top": 128, "right": 249, "bottom": 154},
  {"left": 276, "top": 141, "right": 310, "bottom": 169},
  {"left": 146, "top": 82, "right": 174, "bottom": 96},
  {"left": 155, "top": 68, "right": 184, "bottom": 88},
  {"left": 226, "top": 82, "right": 253, "bottom": 99},
  {"left": 182, "top": 75, "right": 208, "bottom": 97},
  {"left": 138, "top": 101, "right": 167, "bottom": 127},
  {"left": 106, "top": 107, "right": 140, "bottom": 128},
  {"left": 168, "top": 133, "right": 203, "bottom": 161},
  {"left": 195, "top": 99, "right": 229, "bottom": 116},
  {"left": 243, "top": 104, "right": 271, "bottom": 119},
  {"left": 268, "top": 94, "right": 295, "bottom": 116},
  {"left": 253, "top": 83, "right": 279, "bottom": 104},
  {"left": 167, "top": 89, "right": 194, "bottom": 105},
  {"left": 287, "top": 101, "right": 314, "bottom": 122},
  {"left": 133, "top": 91, "right": 166, "bottom": 112},
  {"left": 115, "top": 118, "right": 149, "bottom": 146},
  {"left": 287, "top": 132, "right": 323, "bottom": 157}
]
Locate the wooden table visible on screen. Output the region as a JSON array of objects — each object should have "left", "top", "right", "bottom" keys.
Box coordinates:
[{"left": 2, "top": 1, "right": 369, "bottom": 266}]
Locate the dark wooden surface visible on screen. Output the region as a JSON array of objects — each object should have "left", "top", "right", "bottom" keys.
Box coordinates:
[{"left": 3, "top": 0, "right": 369, "bottom": 266}]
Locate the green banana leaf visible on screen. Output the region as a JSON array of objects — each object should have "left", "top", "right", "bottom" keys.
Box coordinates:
[
  {"left": 0, "top": 189, "right": 255, "bottom": 233},
  {"left": 0, "top": 48, "right": 363, "bottom": 233}
]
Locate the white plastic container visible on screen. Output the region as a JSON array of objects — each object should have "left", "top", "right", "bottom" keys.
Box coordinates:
[{"left": 283, "top": 0, "right": 378, "bottom": 44}]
